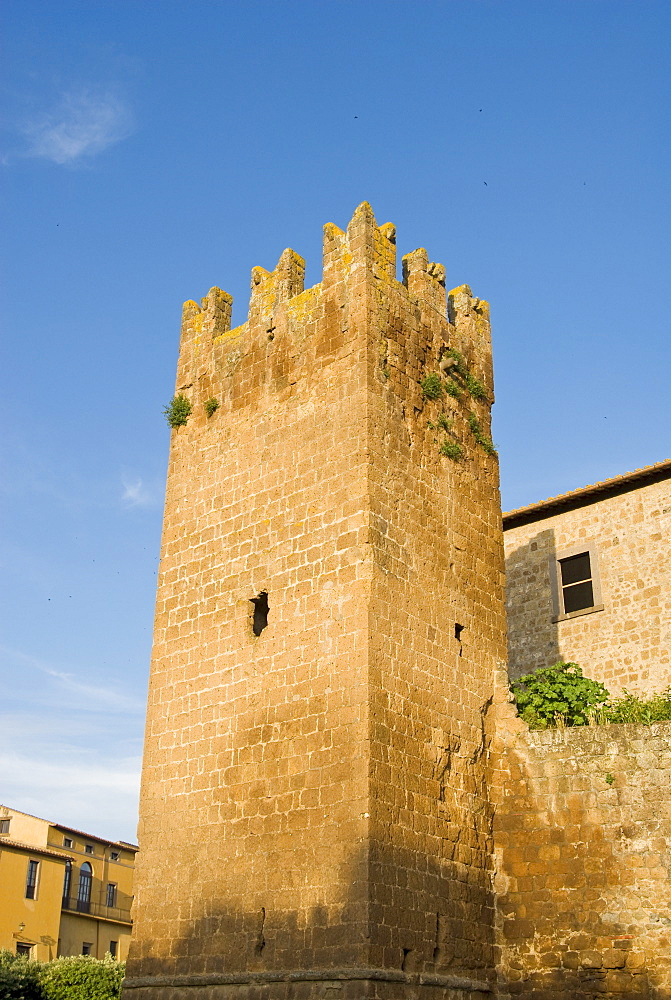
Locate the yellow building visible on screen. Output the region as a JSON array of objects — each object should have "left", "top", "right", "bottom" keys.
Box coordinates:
[{"left": 0, "top": 805, "right": 137, "bottom": 962}]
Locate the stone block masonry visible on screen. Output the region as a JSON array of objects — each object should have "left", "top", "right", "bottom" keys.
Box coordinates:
[
  {"left": 123, "top": 204, "right": 507, "bottom": 1000},
  {"left": 504, "top": 469, "right": 671, "bottom": 695},
  {"left": 491, "top": 674, "right": 671, "bottom": 998}
]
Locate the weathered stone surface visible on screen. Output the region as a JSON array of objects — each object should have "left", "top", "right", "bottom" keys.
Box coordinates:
[
  {"left": 124, "top": 204, "right": 506, "bottom": 1000},
  {"left": 491, "top": 702, "right": 671, "bottom": 998},
  {"left": 123, "top": 204, "right": 671, "bottom": 1000}
]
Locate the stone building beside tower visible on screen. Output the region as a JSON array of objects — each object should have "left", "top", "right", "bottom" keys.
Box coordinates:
[
  {"left": 503, "top": 459, "right": 671, "bottom": 694},
  {"left": 124, "top": 205, "right": 671, "bottom": 999}
]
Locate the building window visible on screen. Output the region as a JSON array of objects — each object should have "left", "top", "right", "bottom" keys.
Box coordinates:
[
  {"left": 16, "top": 943, "right": 32, "bottom": 958},
  {"left": 25, "top": 860, "right": 39, "bottom": 899},
  {"left": 77, "top": 862, "right": 92, "bottom": 913},
  {"left": 551, "top": 544, "right": 603, "bottom": 620},
  {"left": 559, "top": 551, "right": 594, "bottom": 613},
  {"left": 106, "top": 883, "right": 117, "bottom": 908},
  {"left": 109, "top": 941, "right": 118, "bottom": 959},
  {"left": 62, "top": 860, "right": 72, "bottom": 906},
  {"left": 82, "top": 943, "right": 92, "bottom": 956},
  {"left": 110, "top": 851, "right": 120, "bottom": 861},
  {"left": 63, "top": 837, "right": 73, "bottom": 849},
  {"left": 0, "top": 818, "right": 10, "bottom": 835},
  {"left": 84, "top": 844, "right": 94, "bottom": 855}
]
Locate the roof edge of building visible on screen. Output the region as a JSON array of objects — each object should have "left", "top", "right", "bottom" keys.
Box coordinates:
[
  {"left": 503, "top": 458, "right": 671, "bottom": 529},
  {"left": 0, "top": 837, "right": 71, "bottom": 860},
  {"left": 52, "top": 822, "right": 138, "bottom": 851},
  {"left": 0, "top": 804, "right": 137, "bottom": 852}
]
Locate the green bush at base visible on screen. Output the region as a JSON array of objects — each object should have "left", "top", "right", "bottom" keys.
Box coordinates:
[
  {"left": 604, "top": 687, "right": 671, "bottom": 725},
  {"left": 0, "top": 951, "right": 43, "bottom": 1000},
  {"left": 511, "top": 661, "right": 671, "bottom": 729},
  {"left": 511, "top": 661, "right": 608, "bottom": 728},
  {"left": 0, "top": 952, "right": 124, "bottom": 1000}
]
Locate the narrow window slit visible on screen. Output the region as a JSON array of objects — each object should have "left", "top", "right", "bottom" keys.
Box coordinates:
[
  {"left": 401, "top": 947, "right": 415, "bottom": 972},
  {"left": 251, "top": 592, "right": 269, "bottom": 636},
  {"left": 254, "top": 906, "right": 266, "bottom": 955}
]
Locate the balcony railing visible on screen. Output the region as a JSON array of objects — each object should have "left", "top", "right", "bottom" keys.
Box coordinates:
[{"left": 61, "top": 896, "right": 132, "bottom": 924}]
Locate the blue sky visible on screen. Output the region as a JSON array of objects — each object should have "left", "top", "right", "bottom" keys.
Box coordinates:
[{"left": 2, "top": 1, "right": 669, "bottom": 843}]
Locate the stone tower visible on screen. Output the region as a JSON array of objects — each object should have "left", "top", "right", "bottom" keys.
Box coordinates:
[{"left": 124, "top": 204, "right": 507, "bottom": 1000}]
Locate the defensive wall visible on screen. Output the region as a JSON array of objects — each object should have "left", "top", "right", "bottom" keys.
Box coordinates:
[{"left": 491, "top": 677, "right": 671, "bottom": 998}]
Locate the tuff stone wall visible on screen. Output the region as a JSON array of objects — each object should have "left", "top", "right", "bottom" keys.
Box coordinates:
[
  {"left": 503, "top": 476, "right": 671, "bottom": 694},
  {"left": 491, "top": 680, "right": 671, "bottom": 999},
  {"left": 124, "top": 205, "right": 507, "bottom": 1000}
]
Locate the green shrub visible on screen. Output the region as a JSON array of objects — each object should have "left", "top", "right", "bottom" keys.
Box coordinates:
[
  {"left": 605, "top": 688, "right": 671, "bottom": 724},
  {"left": 437, "top": 412, "right": 451, "bottom": 431},
  {"left": 164, "top": 394, "right": 192, "bottom": 428},
  {"left": 465, "top": 372, "right": 487, "bottom": 400},
  {"left": 445, "top": 347, "right": 468, "bottom": 378},
  {"left": 444, "top": 379, "right": 462, "bottom": 399},
  {"left": 511, "top": 661, "right": 609, "bottom": 729},
  {"left": 467, "top": 412, "right": 497, "bottom": 456},
  {"left": 439, "top": 439, "right": 462, "bottom": 460},
  {"left": 204, "top": 397, "right": 219, "bottom": 418},
  {"left": 40, "top": 956, "right": 125, "bottom": 1000},
  {"left": 420, "top": 374, "right": 444, "bottom": 400},
  {"left": 0, "top": 951, "right": 43, "bottom": 1000}
]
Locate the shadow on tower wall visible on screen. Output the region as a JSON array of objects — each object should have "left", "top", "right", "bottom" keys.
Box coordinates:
[
  {"left": 122, "top": 836, "right": 497, "bottom": 1000},
  {"left": 504, "top": 528, "right": 560, "bottom": 682}
]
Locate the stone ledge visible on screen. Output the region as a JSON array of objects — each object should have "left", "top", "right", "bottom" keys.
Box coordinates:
[{"left": 123, "top": 967, "right": 492, "bottom": 993}]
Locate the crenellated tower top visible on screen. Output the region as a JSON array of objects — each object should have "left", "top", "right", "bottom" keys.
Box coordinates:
[{"left": 174, "top": 203, "right": 493, "bottom": 441}]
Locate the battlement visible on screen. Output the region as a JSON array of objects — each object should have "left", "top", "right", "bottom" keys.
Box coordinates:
[
  {"left": 175, "top": 204, "right": 493, "bottom": 423},
  {"left": 178, "top": 202, "right": 478, "bottom": 336}
]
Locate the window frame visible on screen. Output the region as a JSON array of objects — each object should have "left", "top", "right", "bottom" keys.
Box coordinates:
[
  {"left": 62, "top": 859, "right": 73, "bottom": 905},
  {"left": 550, "top": 542, "right": 604, "bottom": 622},
  {"left": 25, "top": 859, "right": 40, "bottom": 899},
  {"left": 106, "top": 882, "right": 117, "bottom": 908},
  {"left": 77, "top": 862, "right": 93, "bottom": 913},
  {"left": 0, "top": 818, "right": 10, "bottom": 835}
]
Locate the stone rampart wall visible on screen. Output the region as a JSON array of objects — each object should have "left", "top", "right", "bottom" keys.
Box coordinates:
[{"left": 491, "top": 696, "right": 671, "bottom": 998}]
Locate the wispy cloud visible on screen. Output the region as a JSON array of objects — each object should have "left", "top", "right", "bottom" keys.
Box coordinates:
[
  {"left": 40, "top": 665, "right": 146, "bottom": 714},
  {"left": 121, "top": 474, "right": 152, "bottom": 508},
  {"left": 0, "top": 647, "right": 145, "bottom": 841},
  {"left": 22, "top": 88, "right": 133, "bottom": 165},
  {"left": 0, "top": 645, "right": 146, "bottom": 714},
  {"left": 0, "top": 751, "right": 141, "bottom": 796},
  {"left": 0, "top": 750, "right": 141, "bottom": 843}
]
